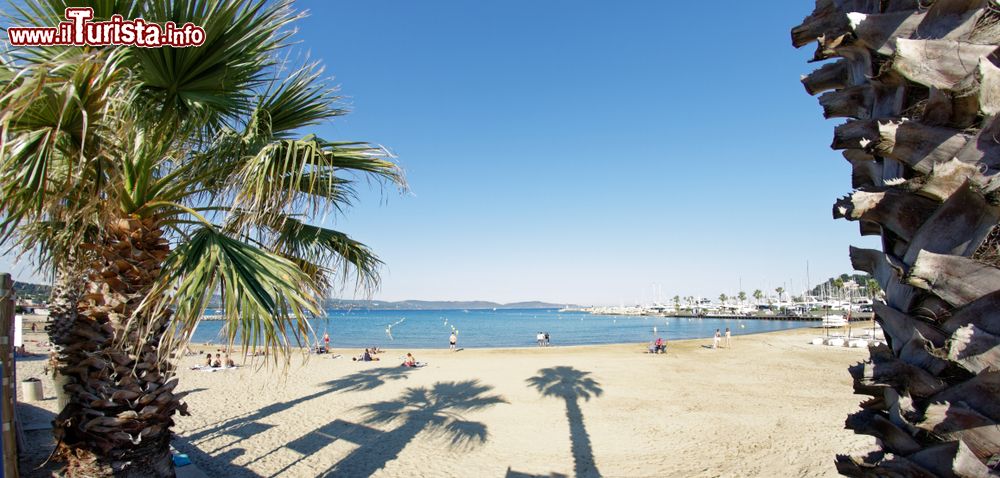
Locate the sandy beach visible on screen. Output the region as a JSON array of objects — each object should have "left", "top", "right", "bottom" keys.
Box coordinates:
[{"left": 16, "top": 325, "right": 874, "bottom": 477}]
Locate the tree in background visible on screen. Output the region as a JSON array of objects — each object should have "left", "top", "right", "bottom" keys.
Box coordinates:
[
  {"left": 752, "top": 289, "right": 763, "bottom": 305},
  {"left": 774, "top": 287, "right": 785, "bottom": 302},
  {"left": 794, "top": 1, "right": 1000, "bottom": 474},
  {"left": 866, "top": 279, "right": 882, "bottom": 299},
  {"left": 0, "top": 1, "right": 403, "bottom": 475},
  {"left": 833, "top": 278, "right": 845, "bottom": 299}
]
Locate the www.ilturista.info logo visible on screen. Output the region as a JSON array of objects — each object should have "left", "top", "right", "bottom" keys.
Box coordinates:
[{"left": 7, "top": 8, "right": 205, "bottom": 48}]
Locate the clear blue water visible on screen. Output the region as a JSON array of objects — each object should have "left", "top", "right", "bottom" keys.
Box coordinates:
[{"left": 190, "top": 308, "right": 812, "bottom": 349}]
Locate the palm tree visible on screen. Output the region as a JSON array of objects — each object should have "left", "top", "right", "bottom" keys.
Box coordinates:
[
  {"left": 527, "top": 366, "right": 603, "bottom": 477},
  {"left": 0, "top": 1, "right": 403, "bottom": 475},
  {"left": 737, "top": 291, "right": 747, "bottom": 306},
  {"left": 718, "top": 293, "right": 728, "bottom": 305},
  {"left": 330, "top": 380, "right": 507, "bottom": 476},
  {"left": 832, "top": 278, "right": 845, "bottom": 300},
  {"left": 865, "top": 279, "right": 881, "bottom": 300},
  {"left": 795, "top": 1, "right": 1000, "bottom": 474},
  {"left": 672, "top": 294, "right": 680, "bottom": 312},
  {"left": 752, "top": 289, "right": 763, "bottom": 305},
  {"left": 774, "top": 287, "right": 784, "bottom": 302}
]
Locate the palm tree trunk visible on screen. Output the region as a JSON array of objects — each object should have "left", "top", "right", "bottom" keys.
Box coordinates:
[
  {"left": 46, "top": 259, "right": 87, "bottom": 343},
  {"left": 47, "top": 259, "right": 89, "bottom": 410},
  {"left": 794, "top": 1, "right": 1000, "bottom": 475},
  {"left": 563, "top": 398, "right": 598, "bottom": 478},
  {"left": 52, "top": 217, "right": 185, "bottom": 477}
]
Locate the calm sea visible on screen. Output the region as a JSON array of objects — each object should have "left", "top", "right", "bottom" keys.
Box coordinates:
[{"left": 189, "top": 308, "right": 812, "bottom": 349}]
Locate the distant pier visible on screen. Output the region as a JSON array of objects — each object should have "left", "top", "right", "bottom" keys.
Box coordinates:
[{"left": 657, "top": 313, "right": 869, "bottom": 322}]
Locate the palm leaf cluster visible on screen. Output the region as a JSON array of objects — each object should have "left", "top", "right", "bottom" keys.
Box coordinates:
[
  {"left": 1, "top": 0, "right": 404, "bottom": 356},
  {"left": 0, "top": 0, "right": 403, "bottom": 475}
]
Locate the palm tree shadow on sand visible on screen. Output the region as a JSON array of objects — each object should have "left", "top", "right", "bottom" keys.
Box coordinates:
[
  {"left": 526, "top": 366, "right": 603, "bottom": 478},
  {"left": 181, "top": 367, "right": 414, "bottom": 465},
  {"left": 320, "top": 379, "right": 507, "bottom": 477}
]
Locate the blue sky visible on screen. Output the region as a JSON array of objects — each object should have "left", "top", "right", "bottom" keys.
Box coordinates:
[{"left": 0, "top": 1, "right": 880, "bottom": 305}]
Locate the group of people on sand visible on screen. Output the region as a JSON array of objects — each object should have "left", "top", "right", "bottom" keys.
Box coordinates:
[
  {"left": 712, "top": 328, "right": 733, "bottom": 349},
  {"left": 535, "top": 331, "right": 551, "bottom": 347},
  {"left": 351, "top": 348, "right": 424, "bottom": 368},
  {"left": 193, "top": 351, "right": 236, "bottom": 369},
  {"left": 352, "top": 348, "right": 381, "bottom": 362}
]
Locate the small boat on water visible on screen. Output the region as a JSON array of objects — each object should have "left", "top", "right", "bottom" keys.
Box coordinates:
[{"left": 821, "top": 315, "right": 848, "bottom": 328}]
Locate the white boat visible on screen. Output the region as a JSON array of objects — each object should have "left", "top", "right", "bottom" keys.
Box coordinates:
[{"left": 821, "top": 315, "right": 848, "bottom": 328}]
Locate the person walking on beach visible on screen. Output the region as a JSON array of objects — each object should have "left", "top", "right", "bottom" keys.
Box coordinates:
[
  {"left": 449, "top": 332, "right": 458, "bottom": 351},
  {"left": 713, "top": 329, "right": 721, "bottom": 349},
  {"left": 537, "top": 332, "right": 545, "bottom": 347},
  {"left": 323, "top": 331, "right": 330, "bottom": 351},
  {"left": 544, "top": 332, "right": 550, "bottom": 346},
  {"left": 724, "top": 327, "right": 731, "bottom": 348}
]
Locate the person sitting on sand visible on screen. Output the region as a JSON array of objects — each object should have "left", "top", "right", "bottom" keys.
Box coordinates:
[
  {"left": 353, "top": 348, "right": 379, "bottom": 362},
  {"left": 225, "top": 354, "right": 235, "bottom": 368},
  {"left": 655, "top": 337, "right": 666, "bottom": 353},
  {"left": 212, "top": 353, "right": 222, "bottom": 368},
  {"left": 402, "top": 352, "right": 416, "bottom": 367},
  {"left": 204, "top": 354, "right": 213, "bottom": 367}
]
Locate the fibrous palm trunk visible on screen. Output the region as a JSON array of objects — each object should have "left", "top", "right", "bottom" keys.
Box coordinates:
[
  {"left": 47, "top": 259, "right": 90, "bottom": 411},
  {"left": 793, "top": 1, "right": 1000, "bottom": 476},
  {"left": 52, "top": 217, "right": 188, "bottom": 477},
  {"left": 46, "top": 260, "right": 87, "bottom": 344}
]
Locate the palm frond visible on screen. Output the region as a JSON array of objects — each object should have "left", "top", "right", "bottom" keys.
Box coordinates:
[
  {"left": 127, "top": 0, "right": 301, "bottom": 137},
  {"left": 251, "top": 60, "right": 345, "bottom": 138},
  {"left": 143, "top": 226, "right": 321, "bottom": 362},
  {"left": 231, "top": 135, "right": 404, "bottom": 223},
  {"left": 273, "top": 217, "right": 383, "bottom": 292}
]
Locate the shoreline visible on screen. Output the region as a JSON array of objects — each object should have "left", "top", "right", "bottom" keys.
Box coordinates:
[{"left": 185, "top": 324, "right": 863, "bottom": 353}]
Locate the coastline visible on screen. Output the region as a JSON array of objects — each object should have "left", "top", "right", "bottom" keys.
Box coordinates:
[
  {"left": 185, "top": 308, "right": 836, "bottom": 350},
  {"left": 183, "top": 323, "right": 860, "bottom": 353}
]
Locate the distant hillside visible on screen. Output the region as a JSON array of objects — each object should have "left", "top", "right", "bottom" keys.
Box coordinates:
[
  {"left": 324, "top": 299, "right": 577, "bottom": 310},
  {"left": 13, "top": 281, "right": 51, "bottom": 301},
  {"left": 3, "top": 282, "right": 576, "bottom": 311}
]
